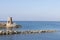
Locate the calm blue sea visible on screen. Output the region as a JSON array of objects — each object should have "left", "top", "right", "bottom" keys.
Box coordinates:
[{"left": 0, "top": 21, "right": 60, "bottom": 40}]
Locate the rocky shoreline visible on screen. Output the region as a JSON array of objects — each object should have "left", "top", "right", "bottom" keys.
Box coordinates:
[{"left": 0, "top": 30, "right": 57, "bottom": 35}]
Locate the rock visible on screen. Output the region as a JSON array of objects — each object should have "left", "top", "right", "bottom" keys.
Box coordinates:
[{"left": 0, "top": 30, "right": 57, "bottom": 35}]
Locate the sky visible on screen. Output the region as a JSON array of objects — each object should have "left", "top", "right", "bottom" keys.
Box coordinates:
[{"left": 0, "top": 0, "right": 60, "bottom": 21}]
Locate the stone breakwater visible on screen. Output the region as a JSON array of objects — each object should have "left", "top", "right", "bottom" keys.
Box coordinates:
[{"left": 0, "top": 30, "right": 57, "bottom": 35}]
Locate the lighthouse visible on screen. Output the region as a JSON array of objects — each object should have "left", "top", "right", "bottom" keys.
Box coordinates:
[
  {"left": 6, "top": 17, "right": 13, "bottom": 30},
  {"left": 6, "top": 17, "right": 20, "bottom": 31},
  {"left": 7, "top": 17, "right": 13, "bottom": 24}
]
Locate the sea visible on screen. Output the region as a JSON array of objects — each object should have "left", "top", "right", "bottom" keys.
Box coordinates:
[{"left": 0, "top": 21, "right": 60, "bottom": 40}]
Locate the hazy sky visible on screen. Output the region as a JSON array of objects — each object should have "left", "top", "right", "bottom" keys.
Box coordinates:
[{"left": 0, "top": 0, "right": 60, "bottom": 21}]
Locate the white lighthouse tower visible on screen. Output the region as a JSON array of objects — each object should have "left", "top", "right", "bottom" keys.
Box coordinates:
[
  {"left": 6, "top": 17, "right": 13, "bottom": 30},
  {"left": 6, "top": 17, "right": 20, "bottom": 31}
]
